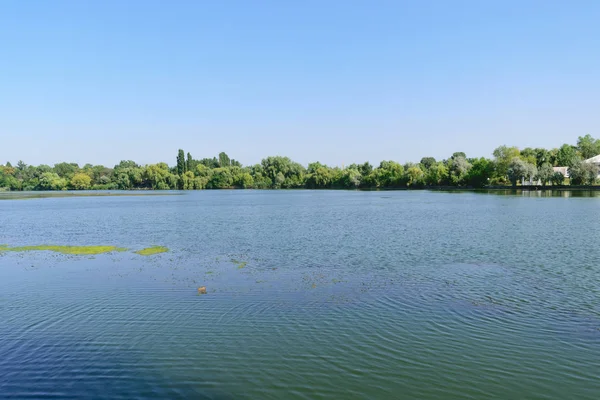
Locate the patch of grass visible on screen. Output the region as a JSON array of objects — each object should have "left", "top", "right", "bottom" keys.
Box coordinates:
[
  {"left": 134, "top": 246, "right": 169, "bottom": 256},
  {"left": 4, "top": 245, "right": 126, "bottom": 255}
]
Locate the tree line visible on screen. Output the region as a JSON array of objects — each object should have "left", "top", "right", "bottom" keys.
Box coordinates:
[{"left": 1, "top": 135, "right": 599, "bottom": 191}]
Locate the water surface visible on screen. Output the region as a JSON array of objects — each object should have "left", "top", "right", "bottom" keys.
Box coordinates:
[{"left": 1, "top": 190, "right": 599, "bottom": 399}]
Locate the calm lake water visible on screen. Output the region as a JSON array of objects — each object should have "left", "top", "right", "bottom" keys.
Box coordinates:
[{"left": 1, "top": 190, "right": 599, "bottom": 399}]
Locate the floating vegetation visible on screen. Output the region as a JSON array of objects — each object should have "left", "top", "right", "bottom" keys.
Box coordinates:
[
  {"left": 135, "top": 246, "right": 169, "bottom": 256},
  {"left": 0, "top": 245, "right": 127, "bottom": 255},
  {"left": 0, "top": 192, "right": 181, "bottom": 201},
  {"left": 231, "top": 258, "right": 248, "bottom": 269}
]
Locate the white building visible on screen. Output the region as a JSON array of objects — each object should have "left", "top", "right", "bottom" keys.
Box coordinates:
[
  {"left": 584, "top": 154, "right": 600, "bottom": 165},
  {"left": 553, "top": 166, "right": 569, "bottom": 177},
  {"left": 583, "top": 155, "right": 600, "bottom": 178}
]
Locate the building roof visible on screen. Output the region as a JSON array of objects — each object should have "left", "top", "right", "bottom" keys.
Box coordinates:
[{"left": 584, "top": 155, "right": 600, "bottom": 164}]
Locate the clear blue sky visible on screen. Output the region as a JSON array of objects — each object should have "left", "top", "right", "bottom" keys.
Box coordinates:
[{"left": 1, "top": 0, "right": 599, "bottom": 167}]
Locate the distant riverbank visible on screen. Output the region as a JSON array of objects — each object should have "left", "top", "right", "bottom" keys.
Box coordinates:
[{"left": 2, "top": 186, "right": 600, "bottom": 202}]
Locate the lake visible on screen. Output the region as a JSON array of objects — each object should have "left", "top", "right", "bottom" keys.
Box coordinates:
[{"left": 1, "top": 190, "right": 599, "bottom": 399}]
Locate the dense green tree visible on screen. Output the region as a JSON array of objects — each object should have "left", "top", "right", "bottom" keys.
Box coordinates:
[
  {"left": 551, "top": 172, "right": 565, "bottom": 186},
  {"left": 420, "top": 157, "right": 436, "bottom": 170},
  {"left": 507, "top": 158, "right": 537, "bottom": 187},
  {"left": 338, "top": 168, "right": 361, "bottom": 189},
  {"left": 38, "top": 172, "right": 67, "bottom": 191},
  {"left": 448, "top": 156, "right": 471, "bottom": 185},
  {"left": 405, "top": 165, "right": 424, "bottom": 187},
  {"left": 176, "top": 149, "right": 186, "bottom": 189},
  {"left": 359, "top": 162, "right": 373, "bottom": 177},
  {"left": 466, "top": 158, "right": 493, "bottom": 188},
  {"left": 576, "top": 134, "right": 600, "bottom": 160},
  {"left": 218, "top": 152, "right": 231, "bottom": 168},
  {"left": 305, "top": 163, "right": 334, "bottom": 188},
  {"left": 555, "top": 144, "right": 579, "bottom": 167},
  {"left": 425, "top": 162, "right": 448, "bottom": 186},
  {"left": 186, "top": 152, "right": 195, "bottom": 172},
  {"left": 519, "top": 148, "right": 537, "bottom": 165},
  {"left": 493, "top": 146, "right": 521, "bottom": 179},
  {"left": 261, "top": 156, "right": 305, "bottom": 188},
  {"left": 0, "top": 165, "right": 20, "bottom": 190},
  {"left": 536, "top": 163, "right": 554, "bottom": 186},
  {"left": 70, "top": 173, "right": 92, "bottom": 190},
  {"left": 16, "top": 161, "right": 27, "bottom": 171},
  {"left": 182, "top": 170, "right": 195, "bottom": 190},
  {"left": 569, "top": 160, "right": 599, "bottom": 185},
  {"left": 176, "top": 149, "right": 186, "bottom": 174},
  {"left": 208, "top": 168, "right": 233, "bottom": 189},
  {"left": 144, "top": 163, "right": 174, "bottom": 190},
  {"left": 534, "top": 148, "right": 552, "bottom": 167},
  {"left": 236, "top": 172, "right": 254, "bottom": 188},
  {"left": 54, "top": 162, "right": 79, "bottom": 179},
  {"left": 367, "top": 161, "right": 404, "bottom": 187},
  {"left": 115, "top": 160, "right": 139, "bottom": 170},
  {"left": 199, "top": 157, "right": 219, "bottom": 168}
]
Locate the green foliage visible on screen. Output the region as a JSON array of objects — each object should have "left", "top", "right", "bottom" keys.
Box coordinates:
[
  {"left": 176, "top": 149, "right": 186, "bottom": 189},
  {"left": 534, "top": 148, "right": 552, "bottom": 167},
  {"left": 448, "top": 156, "right": 471, "bottom": 185},
  {"left": 569, "top": 160, "right": 599, "bottom": 185},
  {"left": 420, "top": 157, "right": 437, "bottom": 170},
  {"left": 38, "top": 172, "right": 67, "bottom": 190},
  {"left": 261, "top": 156, "right": 305, "bottom": 188},
  {"left": 425, "top": 162, "right": 448, "bottom": 186},
  {"left": 507, "top": 158, "right": 537, "bottom": 187},
  {"left": 551, "top": 172, "right": 565, "bottom": 186},
  {"left": 4, "top": 136, "right": 600, "bottom": 192},
  {"left": 466, "top": 158, "right": 493, "bottom": 188},
  {"left": 218, "top": 152, "right": 231, "bottom": 168},
  {"left": 519, "top": 148, "right": 537, "bottom": 165},
  {"left": 493, "top": 145, "right": 521, "bottom": 178},
  {"left": 555, "top": 144, "right": 579, "bottom": 167},
  {"left": 53, "top": 162, "right": 79, "bottom": 179},
  {"left": 576, "top": 134, "right": 600, "bottom": 160},
  {"left": 406, "top": 165, "right": 424, "bottom": 187},
  {"left": 208, "top": 168, "right": 233, "bottom": 188},
  {"left": 536, "top": 163, "right": 554, "bottom": 186},
  {"left": 70, "top": 173, "right": 92, "bottom": 190}
]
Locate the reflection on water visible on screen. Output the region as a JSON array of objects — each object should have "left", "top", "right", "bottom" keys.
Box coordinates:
[
  {"left": 471, "top": 189, "right": 600, "bottom": 198},
  {"left": 0, "top": 190, "right": 599, "bottom": 399}
]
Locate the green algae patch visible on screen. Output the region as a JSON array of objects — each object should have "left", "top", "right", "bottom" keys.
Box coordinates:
[
  {"left": 134, "top": 246, "right": 169, "bottom": 256},
  {"left": 231, "top": 259, "right": 247, "bottom": 269},
  {"left": 5, "top": 245, "right": 126, "bottom": 255}
]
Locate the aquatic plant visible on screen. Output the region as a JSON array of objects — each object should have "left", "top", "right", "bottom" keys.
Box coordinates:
[
  {"left": 1, "top": 245, "right": 127, "bottom": 255},
  {"left": 231, "top": 258, "right": 247, "bottom": 269},
  {"left": 134, "top": 246, "right": 169, "bottom": 256}
]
